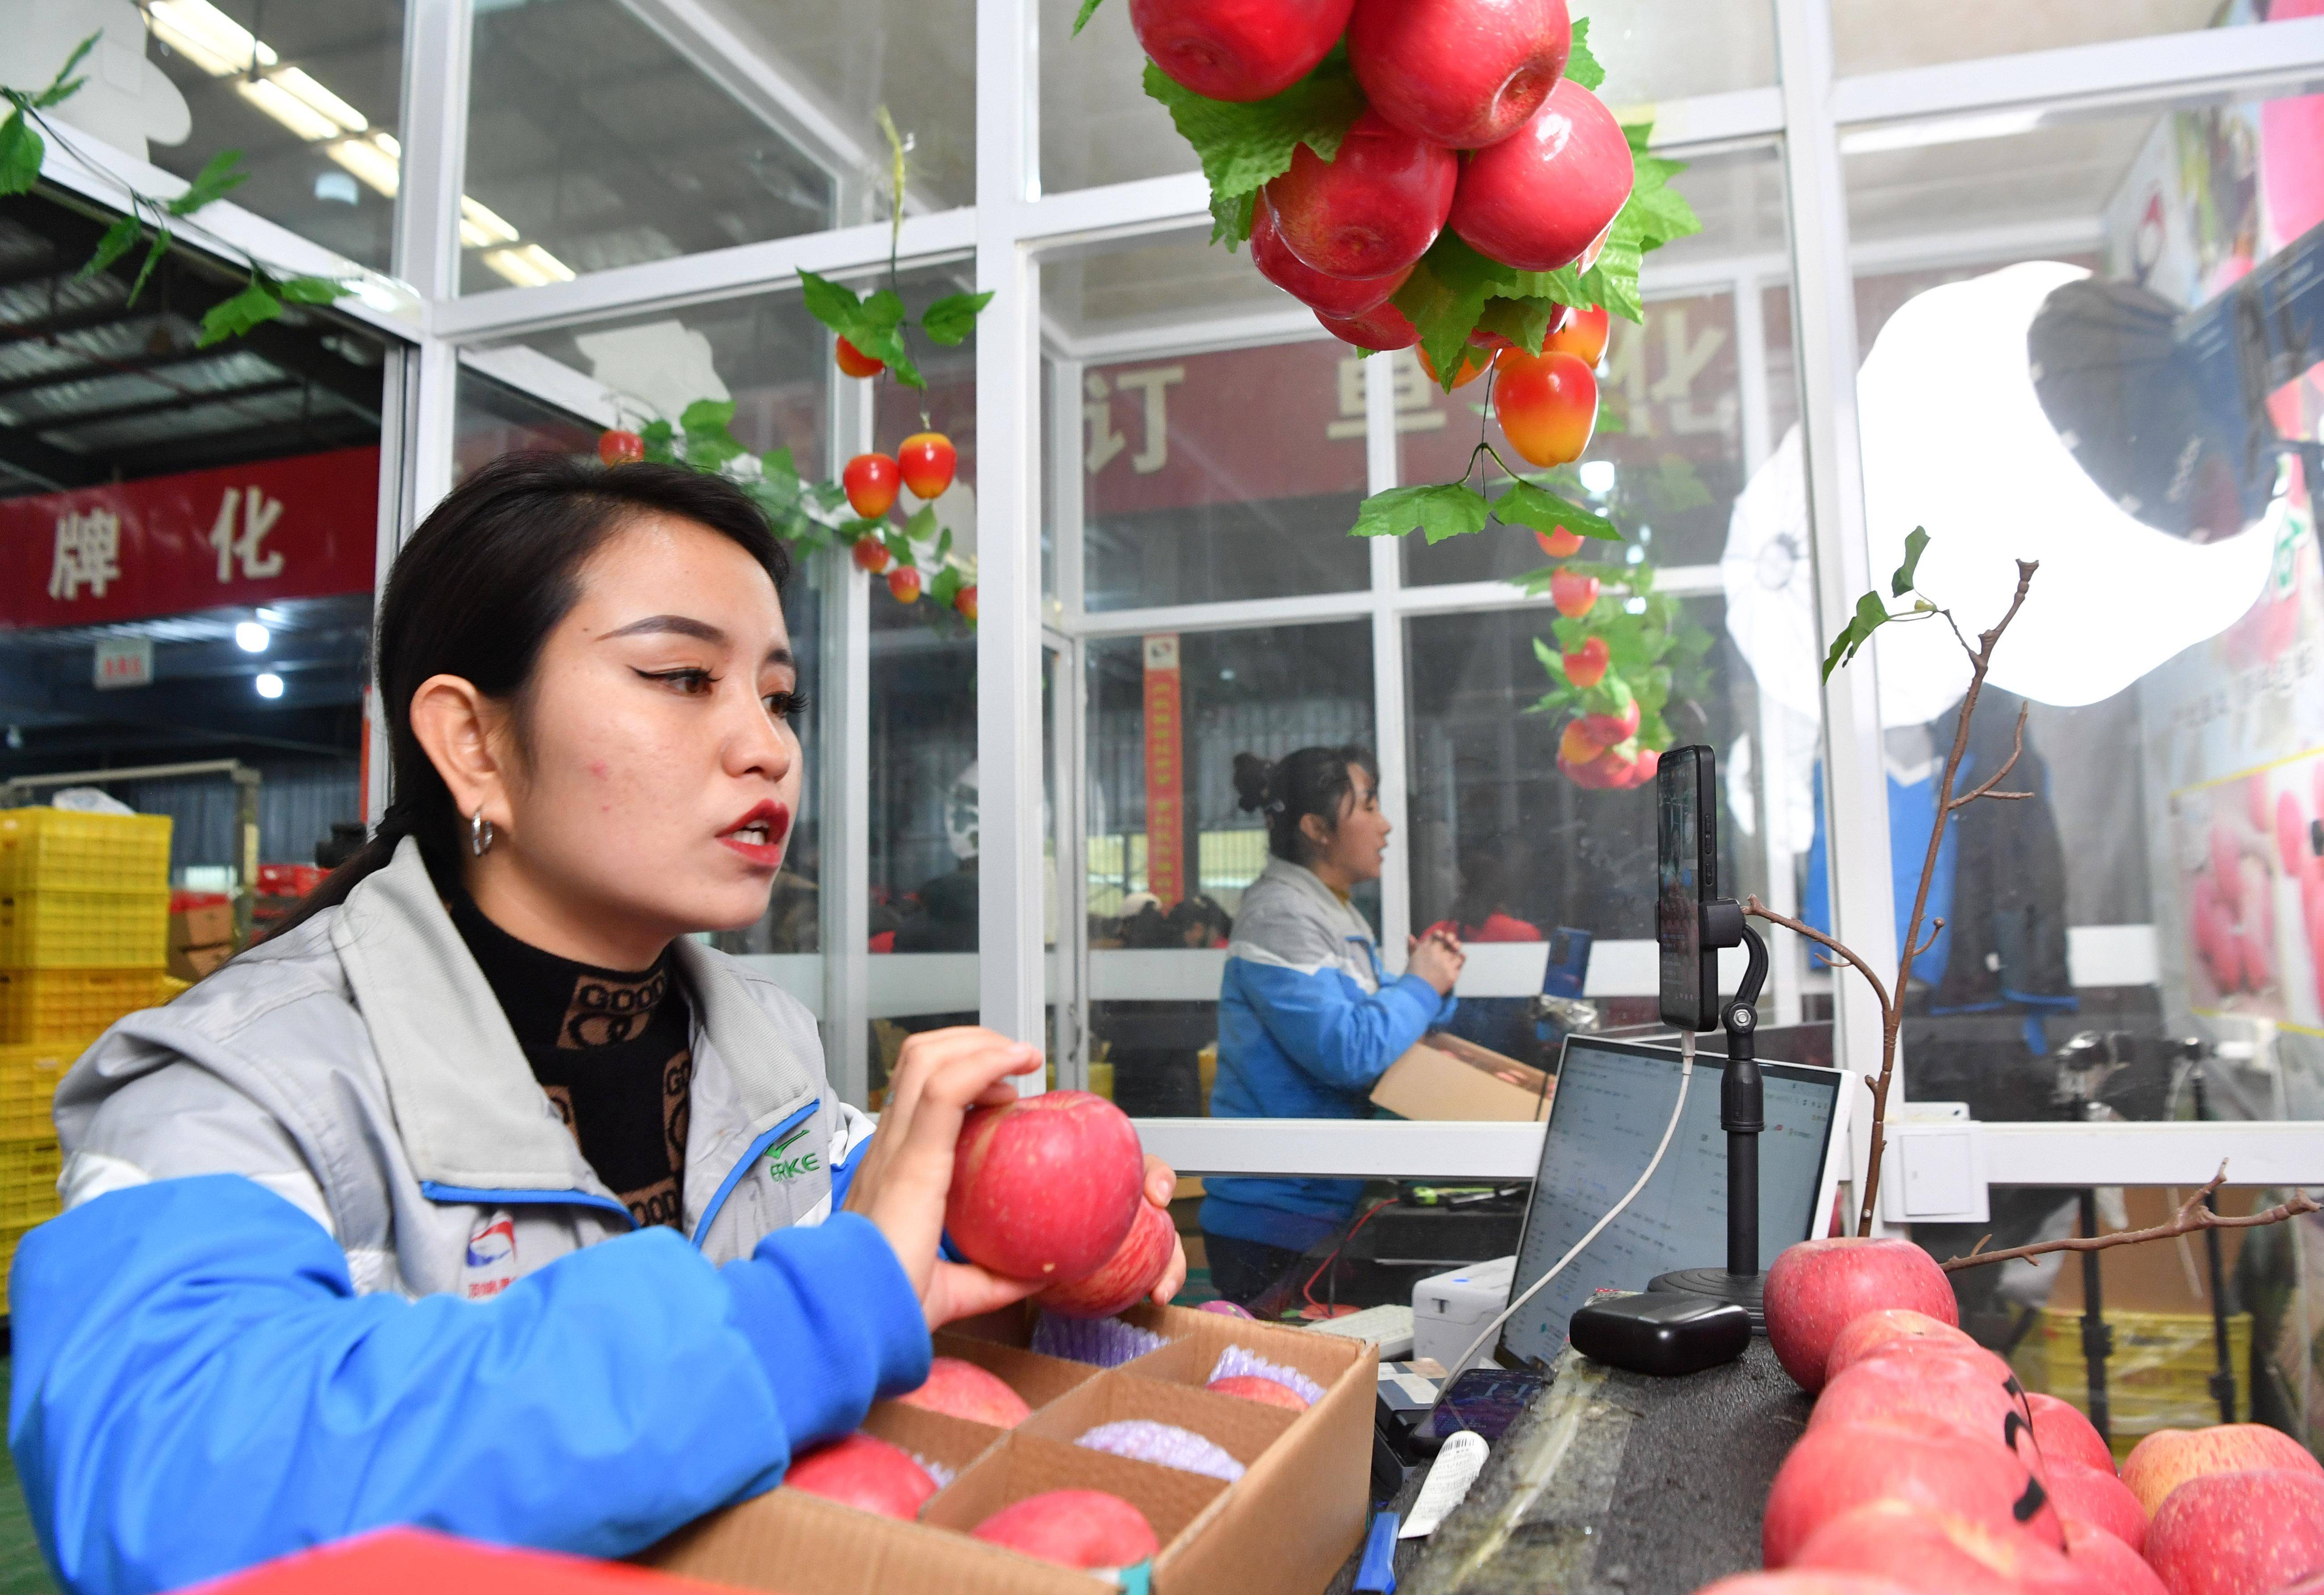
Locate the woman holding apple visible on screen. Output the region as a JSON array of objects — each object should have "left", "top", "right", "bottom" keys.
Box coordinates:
[
  {"left": 9, "top": 454, "right": 1183, "bottom": 1595},
  {"left": 1199, "top": 747, "right": 1466, "bottom": 1304}
]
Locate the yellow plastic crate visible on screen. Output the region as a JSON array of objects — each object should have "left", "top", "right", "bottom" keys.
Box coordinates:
[
  {"left": 0, "top": 890, "right": 168, "bottom": 969},
  {"left": 0, "top": 1040, "right": 84, "bottom": 1140},
  {"left": 0, "top": 809, "right": 172, "bottom": 892},
  {"left": 2033, "top": 1306, "right": 2253, "bottom": 1460},
  {"left": 0, "top": 967, "right": 178, "bottom": 1043},
  {"left": 0, "top": 1139, "right": 62, "bottom": 1229},
  {"left": 0, "top": 1219, "right": 43, "bottom": 1287}
]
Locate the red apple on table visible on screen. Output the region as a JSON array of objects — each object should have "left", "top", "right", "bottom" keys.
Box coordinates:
[
  {"left": 1207, "top": 1374, "right": 1309, "bottom": 1410},
  {"left": 972, "top": 1489, "right": 1160, "bottom": 1568},
  {"left": 1793, "top": 1502, "right": 2100, "bottom": 1595},
  {"left": 2121, "top": 1424, "right": 2324, "bottom": 1516},
  {"left": 946, "top": 1089, "right": 1145, "bottom": 1282},
  {"left": 1128, "top": 0, "right": 1356, "bottom": 102},
  {"left": 783, "top": 1433, "right": 937, "bottom": 1519},
  {"left": 1316, "top": 300, "right": 1420, "bottom": 351},
  {"left": 1535, "top": 525, "right": 1585, "bottom": 558},
  {"left": 1037, "top": 1196, "right": 1177, "bottom": 1317},
  {"left": 2024, "top": 1392, "right": 2115, "bottom": 1476},
  {"left": 2043, "top": 1457, "right": 2146, "bottom": 1553},
  {"left": 895, "top": 1355, "right": 1032, "bottom": 1427},
  {"left": 2060, "top": 1519, "right": 2167, "bottom": 1594},
  {"left": 1763, "top": 1414, "right": 2064, "bottom": 1566},
  {"left": 1549, "top": 568, "right": 1599, "bottom": 618},
  {"left": 1451, "top": 77, "right": 1635, "bottom": 272},
  {"left": 1808, "top": 1345, "right": 2047, "bottom": 1483},
  {"left": 1763, "top": 1236, "right": 1959, "bottom": 1393},
  {"left": 1266, "top": 110, "right": 1458, "bottom": 280},
  {"left": 1545, "top": 304, "right": 1612, "bottom": 366},
  {"left": 1823, "top": 1307, "right": 1978, "bottom": 1384},
  {"left": 2143, "top": 1467, "right": 2324, "bottom": 1595},
  {"left": 1562, "top": 637, "right": 1609, "bottom": 688},
  {"left": 1347, "top": 0, "right": 1571, "bottom": 148},
  {"left": 1493, "top": 348, "right": 1598, "bottom": 467},
  {"left": 1250, "top": 194, "right": 1412, "bottom": 315}
]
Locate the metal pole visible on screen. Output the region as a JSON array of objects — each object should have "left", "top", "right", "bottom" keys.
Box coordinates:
[{"left": 2078, "top": 1188, "right": 2113, "bottom": 1446}]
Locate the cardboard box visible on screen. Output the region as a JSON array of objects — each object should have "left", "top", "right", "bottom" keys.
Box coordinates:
[
  {"left": 168, "top": 942, "right": 233, "bottom": 983},
  {"left": 1370, "top": 1031, "right": 1554, "bottom": 1122},
  {"left": 169, "top": 901, "right": 234, "bottom": 950},
  {"left": 644, "top": 1302, "right": 1373, "bottom": 1595}
]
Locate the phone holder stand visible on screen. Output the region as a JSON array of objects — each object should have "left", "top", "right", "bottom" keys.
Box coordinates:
[{"left": 1649, "top": 900, "right": 1772, "bottom": 1329}]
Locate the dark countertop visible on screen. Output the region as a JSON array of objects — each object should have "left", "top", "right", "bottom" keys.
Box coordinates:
[{"left": 1332, "top": 1339, "right": 1810, "bottom": 1595}]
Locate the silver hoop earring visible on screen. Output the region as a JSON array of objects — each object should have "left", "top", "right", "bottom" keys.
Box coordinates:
[{"left": 469, "top": 808, "right": 495, "bottom": 857}]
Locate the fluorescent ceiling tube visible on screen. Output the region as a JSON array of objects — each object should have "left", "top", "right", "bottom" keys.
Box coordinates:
[
  {"left": 326, "top": 136, "right": 400, "bottom": 198},
  {"left": 459, "top": 197, "right": 522, "bottom": 249},
  {"left": 268, "top": 67, "right": 367, "bottom": 135},
  {"left": 482, "top": 245, "right": 577, "bottom": 287},
  {"left": 148, "top": 0, "right": 276, "bottom": 76},
  {"left": 235, "top": 76, "right": 341, "bottom": 142}
]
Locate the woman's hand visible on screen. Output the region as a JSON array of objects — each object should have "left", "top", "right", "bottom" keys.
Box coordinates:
[
  {"left": 1141, "top": 1153, "right": 1190, "bottom": 1308},
  {"left": 1407, "top": 925, "right": 1466, "bottom": 996},
  {"left": 842, "top": 1026, "right": 1043, "bottom": 1328}
]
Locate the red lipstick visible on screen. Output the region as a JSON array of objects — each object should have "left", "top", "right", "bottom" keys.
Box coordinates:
[{"left": 719, "top": 800, "right": 791, "bottom": 869}]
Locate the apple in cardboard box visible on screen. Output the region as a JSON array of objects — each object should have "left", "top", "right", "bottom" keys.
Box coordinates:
[
  {"left": 1763, "top": 1415, "right": 2063, "bottom": 1567},
  {"left": 947, "top": 1091, "right": 1144, "bottom": 1283},
  {"left": 1208, "top": 1375, "right": 1309, "bottom": 1411},
  {"left": 2143, "top": 1467, "right": 2324, "bottom": 1595},
  {"left": 894, "top": 1356, "right": 1032, "bottom": 1428},
  {"left": 971, "top": 1489, "right": 1160, "bottom": 1570},
  {"left": 782, "top": 1434, "right": 937, "bottom": 1521},
  {"left": 2120, "top": 1423, "right": 2324, "bottom": 1516},
  {"left": 1763, "top": 1236, "right": 1960, "bottom": 1392}
]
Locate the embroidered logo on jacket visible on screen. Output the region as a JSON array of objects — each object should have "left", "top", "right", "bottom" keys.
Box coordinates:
[
  {"left": 765, "top": 1124, "right": 822, "bottom": 1182},
  {"left": 460, "top": 1212, "right": 519, "bottom": 1300}
]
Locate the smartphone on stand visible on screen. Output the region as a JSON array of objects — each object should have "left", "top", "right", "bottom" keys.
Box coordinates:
[{"left": 1657, "top": 746, "right": 1719, "bottom": 1033}]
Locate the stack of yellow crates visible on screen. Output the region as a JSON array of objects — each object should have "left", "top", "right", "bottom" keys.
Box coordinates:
[{"left": 0, "top": 808, "right": 178, "bottom": 1283}]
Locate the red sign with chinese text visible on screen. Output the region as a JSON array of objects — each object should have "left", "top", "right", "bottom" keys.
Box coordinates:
[
  {"left": 0, "top": 447, "right": 379, "bottom": 630},
  {"left": 1142, "top": 633, "right": 1186, "bottom": 905}
]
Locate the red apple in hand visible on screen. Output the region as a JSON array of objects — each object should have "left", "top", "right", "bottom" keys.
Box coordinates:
[
  {"left": 2144, "top": 1467, "right": 2324, "bottom": 1595},
  {"left": 785, "top": 1433, "right": 937, "bottom": 1519},
  {"left": 1494, "top": 348, "right": 1598, "bottom": 466},
  {"left": 1451, "top": 77, "right": 1635, "bottom": 272},
  {"left": 1794, "top": 1502, "right": 2100, "bottom": 1595},
  {"left": 2121, "top": 1424, "right": 2324, "bottom": 1516},
  {"left": 1535, "top": 525, "right": 1585, "bottom": 558},
  {"left": 897, "top": 1356, "right": 1032, "bottom": 1427},
  {"left": 1250, "top": 194, "right": 1412, "bottom": 315},
  {"left": 1764, "top": 1416, "right": 2065, "bottom": 1566},
  {"left": 2043, "top": 1458, "right": 2146, "bottom": 1553},
  {"left": 946, "top": 1090, "right": 1145, "bottom": 1282},
  {"left": 1266, "top": 110, "right": 1458, "bottom": 280},
  {"left": 1809, "top": 1345, "right": 2048, "bottom": 1485},
  {"left": 1316, "top": 300, "right": 1420, "bottom": 351},
  {"left": 1037, "top": 1196, "right": 1177, "bottom": 1317},
  {"left": 2025, "top": 1392, "right": 2115, "bottom": 1476},
  {"left": 1763, "top": 1236, "right": 1959, "bottom": 1392},
  {"left": 1348, "top": 0, "right": 1572, "bottom": 148},
  {"left": 1549, "top": 568, "right": 1599, "bottom": 618},
  {"left": 1129, "top": 0, "right": 1355, "bottom": 102},
  {"left": 973, "top": 1490, "right": 1160, "bottom": 1568},
  {"left": 2059, "top": 1520, "right": 2166, "bottom": 1595},
  {"left": 1562, "top": 637, "right": 1609, "bottom": 687},
  {"left": 1823, "top": 1307, "right": 1977, "bottom": 1383}
]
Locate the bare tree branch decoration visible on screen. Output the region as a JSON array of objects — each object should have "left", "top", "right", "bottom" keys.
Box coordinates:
[{"left": 1941, "top": 1165, "right": 2322, "bottom": 1272}]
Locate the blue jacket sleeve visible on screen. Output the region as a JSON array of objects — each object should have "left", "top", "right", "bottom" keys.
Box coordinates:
[
  {"left": 9, "top": 1174, "right": 931, "bottom": 1595},
  {"left": 1238, "top": 962, "right": 1448, "bottom": 1093}
]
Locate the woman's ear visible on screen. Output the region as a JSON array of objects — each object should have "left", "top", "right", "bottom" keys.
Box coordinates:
[
  {"left": 1298, "top": 810, "right": 1334, "bottom": 853},
  {"left": 409, "top": 674, "right": 512, "bottom": 831}
]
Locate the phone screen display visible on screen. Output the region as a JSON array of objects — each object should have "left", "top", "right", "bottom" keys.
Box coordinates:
[
  {"left": 1658, "top": 747, "right": 1718, "bottom": 1031},
  {"left": 1423, "top": 1368, "right": 1544, "bottom": 1445}
]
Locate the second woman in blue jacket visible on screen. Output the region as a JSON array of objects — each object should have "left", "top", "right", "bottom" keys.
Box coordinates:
[{"left": 1198, "top": 747, "right": 1465, "bottom": 1304}]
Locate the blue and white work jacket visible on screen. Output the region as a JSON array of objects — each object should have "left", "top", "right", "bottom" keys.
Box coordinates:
[{"left": 1199, "top": 857, "right": 1456, "bottom": 1252}]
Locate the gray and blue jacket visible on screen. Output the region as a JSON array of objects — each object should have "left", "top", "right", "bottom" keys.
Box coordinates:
[
  {"left": 1199, "top": 857, "right": 1455, "bottom": 1252},
  {"left": 8, "top": 839, "right": 926, "bottom": 1595}
]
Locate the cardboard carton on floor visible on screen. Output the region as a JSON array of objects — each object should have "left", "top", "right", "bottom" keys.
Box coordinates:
[
  {"left": 168, "top": 899, "right": 234, "bottom": 951},
  {"left": 1371, "top": 1030, "right": 1553, "bottom": 1122},
  {"left": 645, "top": 1302, "right": 1373, "bottom": 1595},
  {"left": 169, "top": 941, "right": 233, "bottom": 983}
]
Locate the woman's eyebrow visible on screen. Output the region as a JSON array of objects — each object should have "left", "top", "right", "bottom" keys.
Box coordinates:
[
  {"left": 601, "top": 614, "right": 726, "bottom": 644},
  {"left": 763, "top": 646, "right": 796, "bottom": 670}
]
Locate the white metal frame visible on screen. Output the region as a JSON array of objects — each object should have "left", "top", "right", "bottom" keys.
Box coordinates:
[{"left": 59, "top": 0, "right": 2323, "bottom": 1186}]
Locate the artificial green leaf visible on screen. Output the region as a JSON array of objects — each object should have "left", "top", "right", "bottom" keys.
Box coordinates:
[
  {"left": 640, "top": 419, "right": 677, "bottom": 463},
  {"left": 1625, "top": 157, "right": 1701, "bottom": 251},
  {"left": 1350, "top": 483, "right": 1491, "bottom": 544},
  {"left": 274, "top": 275, "right": 346, "bottom": 305},
  {"left": 1393, "top": 237, "right": 1503, "bottom": 390},
  {"left": 902, "top": 504, "right": 939, "bottom": 544},
  {"left": 1650, "top": 455, "right": 1714, "bottom": 515},
  {"left": 798, "top": 269, "right": 866, "bottom": 335},
  {"left": 1565, "top": 17, "right": 1604, "bottom": 92},
  {"left": 1140, "top": 55, "right": 1364, "bottom": 206},
  {"left": 197, "top": 281, "right": 283, "bottom": 347},
  {"left": 1209, "top": 186, "right": 1258, "bottom": 248},
  {"left": 78, "top": 214, "right": 142, "bottom": 280},
  {"left": 1623, "top": 118, "right": 1654, "bottom": 157},
  {"left": 1494, "top": 479, "right": 1622, "bottom": 543},
  {"left": 930, "top": 564, "right": 965, "bottom": 607},
  {"left": 1475, "top": 295, "right": 1563, "bottom": 357},
  {"left": 860, "top": 287, "right": 907, "bottom": 333},
  {"left": 1534, "top": 636, "right": 1567, "bottom": 679},
  {"left": 883, "top": 528, "right": 914, "bottom": 564},
  {"left": 761, "top": 447, "right": 800, "bottom": 493},
  {"left": 124, "top": 225, "right": 168, "bottom": 306},
  {"left": 680, "top": 398, "right": 737, "bottom": 438},
  {"left": 1072, "top": 0, "right": 1107, "bottom": 34},
  {"left": 166, "top": 148, "right": 249, "bottom": 216},
  {"left": 920, "top": 289, "right": 993, "bottom": 346},
  {"left": 1891, "top": 526, "right": 1930, "bottom": 597},
  {"left": 34, "top": 34, "right": 98, "bottom": 108},
  {"left": 935, "top": 525, "right": 954, "bottom": 561},
  {"left": 884, "top": 344, "right": 925, "bottom": 390},
  {"left": 0, "top": 112, "right": 44, "bottom": 197}
]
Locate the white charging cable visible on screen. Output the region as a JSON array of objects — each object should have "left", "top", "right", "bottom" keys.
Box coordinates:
[{"left": 1447, "top": 1028, "right": 1698, "bottom": 1375}]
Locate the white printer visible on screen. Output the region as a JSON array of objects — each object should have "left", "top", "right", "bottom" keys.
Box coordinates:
[{"left": 1412, "top": 1254, "right": 1515, "bottom": 1373}]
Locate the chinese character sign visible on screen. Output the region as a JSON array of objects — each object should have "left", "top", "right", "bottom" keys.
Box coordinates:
[
  {"left": 1143, "top": 633, "right": 1186, "bottom": 907},
  {"left": 2, "top": 448, "right": 378, "bottom": 629}
]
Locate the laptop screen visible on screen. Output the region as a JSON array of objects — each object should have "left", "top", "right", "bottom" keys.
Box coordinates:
[{"left": 1499, "top": 1035, "right": 1843, "bottom": 1370}]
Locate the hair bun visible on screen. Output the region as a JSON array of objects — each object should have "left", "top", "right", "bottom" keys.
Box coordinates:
[{"left": 1231, "top": 752, "right": 1275, "bottom": 814}]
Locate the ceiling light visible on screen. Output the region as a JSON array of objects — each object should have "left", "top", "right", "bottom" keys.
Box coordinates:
[
  {"left": 458, "top": 197, "right": 522, "bottom": 249},
  {"left": 267, "top": 67, "right": 366, "bottom": 135},
  {"left": 254, "top": 672, "right": 285, "bottom": 699},
  {"left": 482, "top": 245, "right": 577, "bottom": 288},
  {"left": 236, "top": 76, "right": 341, "bottom": 142},
  {"left": 327, "top": 135, "right": 400, "bottom": 198},
  {"left": 234, "top": 621, "right": 270, "bottom": 653},
  {"left": 1840, "top": 109, "right": 2046, "bottom": 158},
  {"left": 148, "top": 0, "right": 275, "bottom": 76}
]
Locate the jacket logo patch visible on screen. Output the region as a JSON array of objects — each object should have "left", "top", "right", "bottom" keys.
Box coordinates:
[
  {"left": 765, "top": 1125, "right": 821, "bottom": 1182},
  {"left": 461, "top": 1213, "right": 518, "bottom": 1300}
]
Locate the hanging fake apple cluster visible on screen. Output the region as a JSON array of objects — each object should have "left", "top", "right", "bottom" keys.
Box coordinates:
[{"left": 841, "top": 434, "right": 979, "bottom": 622}]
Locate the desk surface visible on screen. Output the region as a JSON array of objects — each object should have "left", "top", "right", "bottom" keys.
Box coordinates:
[{"left": 1336, "top": 1338, "right": 1809, "bottom": 1595}]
